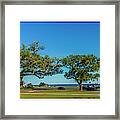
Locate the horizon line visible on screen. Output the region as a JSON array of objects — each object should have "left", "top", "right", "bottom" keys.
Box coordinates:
[{"left": 31, "top": 83, "right": 100, "bottom": 85}]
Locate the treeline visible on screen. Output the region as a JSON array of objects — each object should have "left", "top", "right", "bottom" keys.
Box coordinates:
[{"left": 20, "top": 41, "right": 100, "bottom": 91}]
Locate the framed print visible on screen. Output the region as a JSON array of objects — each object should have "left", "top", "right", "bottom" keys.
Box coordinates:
[{"left": 0, "top": 0, "right": 119, "bottom": 119}]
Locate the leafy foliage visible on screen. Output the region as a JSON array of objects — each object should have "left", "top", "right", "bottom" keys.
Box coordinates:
[
  {"left": 20, "top": 41, "right": 100, "bottom": 91},
  {"left": 20, "top": 41, "right": 63, "bottom": 81},
  {"left": 61, "top": 54, "right": 100, "bottom": 90},
  {"left": 39, "top": 82, "right": 48, "bottom": 87}
]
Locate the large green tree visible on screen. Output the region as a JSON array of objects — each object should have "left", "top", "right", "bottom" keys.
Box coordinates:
[
  {"left": 62, "top": 54, "right": 100, "bottom": 91},
  {"left": 20, "top": 41, "right": 63, "bottom": 83}
]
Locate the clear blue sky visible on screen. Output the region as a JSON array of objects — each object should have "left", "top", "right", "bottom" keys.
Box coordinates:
[{"left": 20, "top": 21, "right": 100, "bottom": 85}]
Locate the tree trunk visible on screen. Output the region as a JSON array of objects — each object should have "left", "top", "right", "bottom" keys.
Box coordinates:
[
  {"left": 20, "top": 75, "right": 24, "bottom": 86},
  {"left": 79, "top": 80, "right": 83, "bottom": 91},
  {"left": 20, "top": 75, "right": 23, "bottom": 82}
]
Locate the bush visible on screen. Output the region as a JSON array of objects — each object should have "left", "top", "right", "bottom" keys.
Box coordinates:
[
  {"left": 39, "top": 82, "right": 48, "bottom": 87},
  {"left": 26, "top": 83, "right": 33, "bottom": 89},
  {"left": 83, "top": 85, "right": 98, "bottom": 91},
  {"left": 57, "top": 87, "right": 65, "bottom": 90}
]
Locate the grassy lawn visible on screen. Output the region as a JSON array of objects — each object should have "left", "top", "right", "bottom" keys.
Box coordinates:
[{"left": 20, "top": 90, "right": 100, "bottom": 99}]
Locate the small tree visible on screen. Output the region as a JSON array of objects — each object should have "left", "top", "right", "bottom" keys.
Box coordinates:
[{"left": 62, "top": 54, "right": 100, "bottom": 91}]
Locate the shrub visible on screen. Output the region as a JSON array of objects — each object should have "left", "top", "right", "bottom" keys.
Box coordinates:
[{"left": 57, "top": 87, "right": 65, "bottom": 90}]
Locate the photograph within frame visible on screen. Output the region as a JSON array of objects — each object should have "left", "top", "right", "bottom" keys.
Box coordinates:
[{"left": 20, "top": 21, "right": 100, "bottom": 99}]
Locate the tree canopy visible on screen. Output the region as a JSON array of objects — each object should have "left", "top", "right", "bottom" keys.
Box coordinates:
[
  {"left": 61, "top": 54, "right": 100, "bottom": 91},
  {"left": 20, "top": 41, "right": 63, "bottom": 81}
]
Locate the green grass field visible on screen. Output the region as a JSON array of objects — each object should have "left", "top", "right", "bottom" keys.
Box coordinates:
[{"left": 20, "top": 90, "right": 100, "bottom": 99}]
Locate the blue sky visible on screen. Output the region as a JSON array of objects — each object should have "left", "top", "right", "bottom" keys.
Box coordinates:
[{"left": 20, "top": 21, "right": 100, "bottom": 85}]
